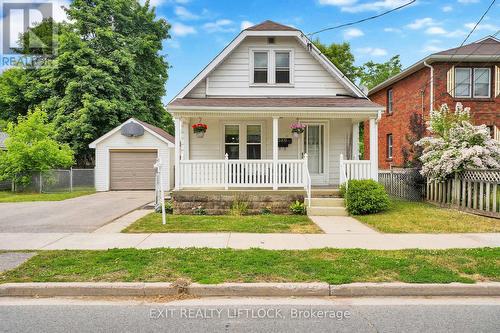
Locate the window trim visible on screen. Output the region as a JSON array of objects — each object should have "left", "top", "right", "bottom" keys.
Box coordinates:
[
  {"left": 454, "top": 67, "right": 472, "bottom": 98},
  {"left": 224, "top": 124, "right": 240, "bottom": 160},
  {"left": 249, "top": 48, "right": 294, "bottom": 86},
  {"left": 386, "top": 134, "right": 393, "bottom": 160},
  {"left": 275, "top": 51, "right": 291, "bottom": 84},
  {"left": 387, "top": 88, "right": 394, "bottom": 114},
  {"left": 472, "top": 67, "right": 491, "bottom": 98},
  {"left": 246, "top": 124, "right": 262, "bottom": 160}
]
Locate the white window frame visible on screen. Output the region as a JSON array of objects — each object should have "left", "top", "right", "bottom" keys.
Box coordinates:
[
  {"left": 224, "top": 124, "right": 241, "bottom": 160},
  {"left": 454, "top": 68, "right": 472, "bottom": 98},
  {"left": 249, "top": 48, "right": 294, "bottom": 86},
  {"left": 387, "top": 88, "right": 393, "bottom": 114},
  {"left": 387, "top": 134, "right": 393, "bottom": 160},
  {"left": 473, "top": 67, "right": 491, "bottom": 98},
  {"left": 246, "top": 124, "right": 262, "bottom": 160}
]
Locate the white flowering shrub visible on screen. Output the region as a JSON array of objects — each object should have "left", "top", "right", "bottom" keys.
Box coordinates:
[{"left": 415, "top": 103, "right": 500, "bottom": 181}]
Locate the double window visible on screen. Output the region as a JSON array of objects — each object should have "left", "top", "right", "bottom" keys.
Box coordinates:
[
  {"left": 224, "top": 124, "right": 262, "bottom": 160},
  {"left": 252, "top": 50, "right": 292, "bottom": 85},
  {"left": 454, "top": 67, "right": 491, "bottom": 98}
]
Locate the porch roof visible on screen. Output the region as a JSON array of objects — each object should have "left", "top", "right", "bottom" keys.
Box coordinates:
[{"left": 168, "top": 97, "right": 382, "bottom": 109}]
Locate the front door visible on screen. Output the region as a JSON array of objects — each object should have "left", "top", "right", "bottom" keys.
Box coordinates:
[{"left": 303, "top": 124, "right": 328, "bottom": 185}]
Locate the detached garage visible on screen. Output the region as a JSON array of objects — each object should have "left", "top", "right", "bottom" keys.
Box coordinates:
[{"left": 89, "top": 118, "right": 175, "bottom": 191}]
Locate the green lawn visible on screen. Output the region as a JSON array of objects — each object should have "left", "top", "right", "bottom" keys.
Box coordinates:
[
  {"left": 0, "top": 189, "right": 95, "bottom": 203},
  {"left": 1, "top": 248, "right": 498, "bottom": 284},
  {"left": 355, "top": 199, "right": 500, "bottom": 233},
  {"left": 123, "top": 214, "right": 322, "bottom": 233}
]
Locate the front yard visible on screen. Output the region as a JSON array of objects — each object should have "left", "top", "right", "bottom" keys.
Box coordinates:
[
  {"left": 1, "top": 248, "right": 498, "bottom": 284},
  {"left": 0, "top": 188, "right": 96, "bottom": 203},
  {"left": 123, "top": 214, "right": 321, "bottom": 233},
  {"left": 356, "top": 199, "right": 500, "bottom": 233}
]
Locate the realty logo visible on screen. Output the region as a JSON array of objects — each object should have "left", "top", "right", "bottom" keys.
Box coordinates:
[{"left": 1, "top": 1, "right": 53, "bottom": 55}]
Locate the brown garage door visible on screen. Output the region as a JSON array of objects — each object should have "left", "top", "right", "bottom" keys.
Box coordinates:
[{"left": 110, "top": 150, "right": 157, "bottom": 190}]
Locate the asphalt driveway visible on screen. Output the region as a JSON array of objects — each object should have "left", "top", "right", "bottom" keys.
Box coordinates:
[{"left": 0, "top": 191, "right": 154, "bottom": 233}]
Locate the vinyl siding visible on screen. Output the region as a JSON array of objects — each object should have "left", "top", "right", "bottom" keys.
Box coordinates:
[{"left": 186, "top": 36, "right": 350, "bottom": 98}]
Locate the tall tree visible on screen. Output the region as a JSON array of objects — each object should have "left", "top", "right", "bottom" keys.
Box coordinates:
[
  {"left": 359, "top": 55, "right": 402, "bottom": 90},
  {"left": 313, "top": 40, "right": 359, "bottom": 82}
]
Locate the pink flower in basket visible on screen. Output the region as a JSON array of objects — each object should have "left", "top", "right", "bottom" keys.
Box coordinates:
[{"left": 290, "top": 122, "right": 305, "bottom": 134}]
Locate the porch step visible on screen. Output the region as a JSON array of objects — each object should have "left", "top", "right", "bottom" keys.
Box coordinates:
[
  {"left": 311, "top": 188, "right": 341, "bottom": 198},
  {"left": 307, "top": 206, "right": 348, "bottom": 216},
  {"left": 305, "top": 198, "right": 344, "bottom": 207}
]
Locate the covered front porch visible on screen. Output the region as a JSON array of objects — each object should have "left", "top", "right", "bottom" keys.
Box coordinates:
[{"left": 169, "top": 105, "right": 382, "bottom": 194}]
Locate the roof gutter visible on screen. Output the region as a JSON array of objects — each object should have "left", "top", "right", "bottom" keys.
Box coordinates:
[{"left": 423, "top": 61, "right": 434, "bottom": 112}]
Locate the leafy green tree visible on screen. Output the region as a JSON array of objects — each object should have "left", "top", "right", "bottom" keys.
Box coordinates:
[
  {"left": 359, "top": 55, "right": 402, "bottom": 90},
  {"left": 14, "top": 17, "right": 61, "bottom": 57},
  {"left": 0, "top": 109, "right": 74, "bottom": 186},
  {"left": 0, "top": 68, "right": 31, "bottom": 122},
  {"left": 313, "top": 40, "right": 359, "bottom": 82}
]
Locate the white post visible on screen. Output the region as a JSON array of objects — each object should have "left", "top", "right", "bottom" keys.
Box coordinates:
[
  {"left": 352, "top": 122, "right": 359, "bottom": 160},
  {"left": 272, "top": 116, "right": 279, "bottom": 190},
  {"left": 174, "top": 118, "right": 181, "bottom": 190},
  {"left": 369, "top": 117, "right": 379, "bottom": 181},
  {"left": 224, "top": 153, "right": 229, "bottom": 190},
  {"left": 182, "top": 118, "right": 189, "bottom": 160},
  {"left": 303, "top": 153, "right": 308, "bottom": 189},
  {"left": 69, "top": 167, "right": 73, "bottom": 192}
]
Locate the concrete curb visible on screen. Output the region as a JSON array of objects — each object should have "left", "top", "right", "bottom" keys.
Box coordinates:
[{"left": 1, "top": 282, "right": 499, "bottom": 297}]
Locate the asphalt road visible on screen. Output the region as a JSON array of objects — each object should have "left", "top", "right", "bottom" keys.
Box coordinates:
[
  {"left": 0, "top": 191, "right": 153, "bottom": 233},
  {"left": 1, "top": 296, "right": 499, "bottom": 333}
]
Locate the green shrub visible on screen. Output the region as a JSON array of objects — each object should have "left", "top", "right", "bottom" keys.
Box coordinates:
[
  {"left": 260, "top": 206, "right": 272, "bottom": 215},
  {"left": 339, "top": 183, "right": 346, "bottom": 198},
  {"left": 192, "top": 206, "right": 207, "bottom": 215},
  {"left": 229, "top": 198, "right": 249, "bottom": 216},
  {"left": 155, "top": 200, "right": 173, "bottom": 214},
  {"left": 289, "top": 200, "right": 306, "bottom": 215},
  {"left": 345, "top": 179, "right": 389, "bottom": 215}
]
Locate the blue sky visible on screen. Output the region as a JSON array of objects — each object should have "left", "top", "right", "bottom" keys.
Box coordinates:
[
  {"left": 155, "top": 0, "right": 499, "bottom": 102},
  {"left": 1, "top": 0, "right": 498, "bottom": 102}
]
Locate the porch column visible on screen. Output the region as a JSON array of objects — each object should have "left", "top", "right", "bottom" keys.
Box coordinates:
[
  {"left": 174, "top": 117, "right": 181, "bottom": 190},
  {"left": 369, "top": 117, "right": 379, "bottom": 181},
  {"left": 352, "top": 122, "right": 359, "bottom": 160},
  {"left": 272, "top": 116, "right": 279, "bottom": 190},
  {"left": 181, "top": 118, "right": 189, "bottom": 160}
]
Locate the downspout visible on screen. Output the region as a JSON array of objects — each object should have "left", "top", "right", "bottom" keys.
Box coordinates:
[{"left": 423, "top": 61, "right": 434, "bottom": 112}]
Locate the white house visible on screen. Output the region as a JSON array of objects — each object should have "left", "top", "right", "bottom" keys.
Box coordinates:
[
  {"left": 89, "top": 118, "right": 175, "bottom": 191},
  {"left": 167, "top": 21, "right": 383, "bottom": 209}
]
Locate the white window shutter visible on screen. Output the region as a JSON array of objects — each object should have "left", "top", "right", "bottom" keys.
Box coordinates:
[
  {"left": 495, "top": 65, "right": 500, "bottom": 97},
  {"left": 447, "top": 65, "right": 455, "bottom": 97}
]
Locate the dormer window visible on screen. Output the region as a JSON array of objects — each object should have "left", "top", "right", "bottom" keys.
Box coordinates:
[
  {"left": 275, "top": 52, "right": 290, "bottom": 84},
  {"left": 253, "top": 52, "right": 268, "bottom": 84},
  {"left": 250, "top": 48, "right": 294, "bottom": 86}
]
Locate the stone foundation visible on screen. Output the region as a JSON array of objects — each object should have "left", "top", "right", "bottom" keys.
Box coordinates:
[{"left": 172, "top": 190, "right": 304, "bottom": 215}]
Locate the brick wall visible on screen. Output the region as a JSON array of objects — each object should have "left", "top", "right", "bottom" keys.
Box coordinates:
[{"left": 366, "top": 62, "right": 499, "bottom": 170}]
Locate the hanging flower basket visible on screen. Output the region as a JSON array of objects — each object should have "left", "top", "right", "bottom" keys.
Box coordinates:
[
  {"left": 290, "top": 122, "right": 305, "bottom": 138},
  {"left": 192, "top": 123, "right": 208, "bottom": 138}
]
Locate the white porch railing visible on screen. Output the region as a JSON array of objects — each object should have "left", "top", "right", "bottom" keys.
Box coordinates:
[
  {"left": 179, "top": 154, "right": 311, "bottom": 190},
  {"left": 339, "top": 153, "right": 373, "bottom": 188}
]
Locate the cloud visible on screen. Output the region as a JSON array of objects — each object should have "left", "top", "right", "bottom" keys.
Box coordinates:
[
  {"left": 203, "top": 19, "right": 236, "bottom": 33},
  {"left": 442, "top": 5, "right": 453, "bottom": 12},
  {"left": 171, "top": 22, "right": 197, "bottom": 36},
  {"left": 240, "top": 20, "right": 254, "bottom": 30},
  {"left": 406, "top": 17, "right": 436, "bottom": 30},
  {"left": 174, "top": 6, "right": 199, "bottom": 20},
  {"left": 465, "top": 22, "right": 499, "bottom": 32},
  {"left": 343, "top": 27, "right": 364, "bottom": 39},
  {"left": 457, "top": 0, "right": 479, "bottom": 3},
  {"left": 320, "top": 0, "right": 416, "bottom": 13},
  {"left": 384, "top": 27, "right": 401, "bottom": 33},
  {"left": 356, "top": 47, "right": 388, "bottom": 56},
  {"left": 425, "top": 26, "right": 447, "bottom": 35}
]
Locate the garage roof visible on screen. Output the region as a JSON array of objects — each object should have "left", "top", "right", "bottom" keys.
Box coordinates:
[{"left": 88, "top": 118, "right": 175, "bottom": 148}]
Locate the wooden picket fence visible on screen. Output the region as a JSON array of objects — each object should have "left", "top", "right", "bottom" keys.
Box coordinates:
[{"left": 427, "top": 170, "right": 500, "bottom": 218}]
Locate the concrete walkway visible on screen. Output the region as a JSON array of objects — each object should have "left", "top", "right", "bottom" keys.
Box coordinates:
[
  {"left": 310, "top": 216, "right": 380, "bottom": 234},
  {"left": 0, "top": 232, "right": 498, "bottom": 250}
]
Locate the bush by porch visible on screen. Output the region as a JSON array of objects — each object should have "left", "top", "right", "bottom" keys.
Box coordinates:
[{"left": 122, "top": 214, "right": 321, "bottom": 233}]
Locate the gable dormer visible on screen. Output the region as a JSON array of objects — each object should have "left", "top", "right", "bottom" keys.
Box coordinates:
[{"left": 177, "top": 20, "right": 365, "bottom": 100}]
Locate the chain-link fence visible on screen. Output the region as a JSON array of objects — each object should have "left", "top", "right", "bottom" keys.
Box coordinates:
[
  {"left": 379, "top": 168, "right": 426, "bottom": 201},
  {"left": 10, "top": 169, "right": 95, "bottom": 193}
]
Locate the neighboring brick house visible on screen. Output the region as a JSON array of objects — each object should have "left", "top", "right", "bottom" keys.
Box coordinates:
[{"left": 364, "top": 36, "right": 500, "bottom": 169}]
